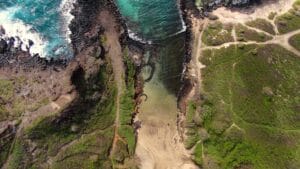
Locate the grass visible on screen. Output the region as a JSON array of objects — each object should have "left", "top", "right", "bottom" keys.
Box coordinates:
[
  {"left": 193, "top": 142, "right": 203, "bottom": 166},
  {"left": 100, "top": 35, "right": 108, "bottom": 45},
  {"left": 26, "top": 85, "right": 117, "bottom": 158},
  {"left": 24, "top": 47, "right": 137, "bottom": 168},
  {"left": 202, "top": 21, "right": 234, "bottom": 46},
  {"left": 117, "top": 47, "right": 137, "bottom": 157},
  {"left": 0, "top": 104, "right": 9, "bottom": 122},
  {"left": 25, "top": 59, "right": 118, "bottom": 167},
  {"left": 52, "top": 128, "right": 114, "bottom": 169},
  {"left": 26, "top": 114, "right": 79, "bottom": 156},
  {"left": 118, "top": 126, "right": 136, "bottom": 155},
  {"left": 275, "top": 1, "right": 300, "bottom": 34},
  {"left": 0, "top": 79, "right": 14, "bottom": 101},
  {"left": 195, "top": 0, "right": 203, "bottom": 8},
  {"left": 0, "top": 77, "right": 50, "bottom": 121},
  {"left": 0, "top": 136, "right": 14, "bottom": 167},
  {"left": 235, "top": 24, "right": 272, "bottom": 42},
  {"left": 197, "top": 44, "right": 300, "bottom": 169},
  {"left": 289, "top": 33, "right": 300, "bottom": 51},
  {"left": 246, "top": 18, "right": 276, "bottom": 35},
  {"left": 184, "top": 102, "right": 201, "bottom": 149},
  {"left": 268, "top": 12, "right": 277, "bottom": 20},
  {"left": 6, "top": 139, "right": 25, "bottom": 169}
]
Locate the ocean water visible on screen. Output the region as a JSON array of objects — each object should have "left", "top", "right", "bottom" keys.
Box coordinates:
[
  {"left": 116, "top": 0, "right": 186, "bottom": 93},
  {"left": 0, "top": 0, "right": 74, "bottom": 58},
  {"left": 116, "top": 0, "right": 185, "bottom": 42}
]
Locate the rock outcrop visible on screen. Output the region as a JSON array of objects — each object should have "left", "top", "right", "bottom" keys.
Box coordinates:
[{"left": 201, "top": 0, "right": 260, "bottom": 9}]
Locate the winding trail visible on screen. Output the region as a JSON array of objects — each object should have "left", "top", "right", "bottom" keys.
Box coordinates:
[
  {"left": 201, "top": 27, "right": 300, "bottom": 57},
  {"left": 187, "top": 0, "right": 300, "bottom": 167},
  {"left": 98, "top": 10, "right": 125, "bottom": 160}
]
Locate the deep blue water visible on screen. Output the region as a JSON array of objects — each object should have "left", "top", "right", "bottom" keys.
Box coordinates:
[{"left": 0, "top": 0, "right": 73, "bottom": 58}]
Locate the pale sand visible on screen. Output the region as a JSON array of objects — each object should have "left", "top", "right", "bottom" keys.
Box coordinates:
[
  {"left": 135, "top": 65, "right": 198, "bottom": 169},
  {"left": 213, "top": 0, "right": 295, "bottom": 23}
]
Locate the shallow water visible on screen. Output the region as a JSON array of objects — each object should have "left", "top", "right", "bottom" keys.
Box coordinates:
[
  {"left": 116, "top": 0, "right": 186, "bottom": 92},
  {"left": 0, "top": 0, "right": 74, "bottom": 58},
  {"left": 115, "top": 1, "right": 192, "bottom": 168},
  {"left": 116, "top": 0, "right": 185, "bottom": 42}
]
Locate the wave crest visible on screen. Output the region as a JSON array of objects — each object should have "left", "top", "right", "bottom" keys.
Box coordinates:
[{"left": 0, "top": 7, "right": 47, "bottom": 57}]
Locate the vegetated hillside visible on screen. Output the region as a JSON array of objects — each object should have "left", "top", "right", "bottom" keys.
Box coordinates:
[
  {"left": 188, "top": 43, "right": 300, "bottom": 169},
  {"left": 185, "top": 1, "right": 300, "bottom": 168},
  {"left": 0, "top": 1, "right": 138, "bottom": 169}
]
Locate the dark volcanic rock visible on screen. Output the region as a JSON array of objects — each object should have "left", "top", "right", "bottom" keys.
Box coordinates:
[
  {"left": 202, "top": 0, "right": 261, "bottom": 9},
  {"left": 70, "top": 0, "right": 103, "bottom": 54},
  {"left": 0, "top": 26, "right": 5, "bottom": 36},
  {"left": 0, "top": 39, "right": 7, "bottom": 54}
]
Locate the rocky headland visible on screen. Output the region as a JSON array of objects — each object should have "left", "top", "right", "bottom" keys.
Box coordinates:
[{"left": 0, "top": 0, "right": 140, "bottom": 168}]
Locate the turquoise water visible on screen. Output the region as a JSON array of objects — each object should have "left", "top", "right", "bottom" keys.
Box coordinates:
[
  {"left": 116, "top": 0, "right": 185, "bottom": 41},
  {"left": 0, "top": 0, "right": 73, "bottom": 58},
  {"left": 116, "top": 0, "right": 186, "bottom": 94}
]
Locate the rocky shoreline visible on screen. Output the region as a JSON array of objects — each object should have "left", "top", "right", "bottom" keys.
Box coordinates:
[{"left": 0, "top": 0, "right": 139, "bottom": 71}]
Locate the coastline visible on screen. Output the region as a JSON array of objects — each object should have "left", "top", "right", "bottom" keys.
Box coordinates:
[
  {"left": 0, "top": 0, "right": 143, "bottom": 70},
  {"left": 177, "top": 0, "right": 198, "bottom": 122}
]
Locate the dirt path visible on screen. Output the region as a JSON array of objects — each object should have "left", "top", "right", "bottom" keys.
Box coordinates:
[
  {"left": 98, "top": 10, "right": 125, "bottom": 159},
  {"left": 17, "top": 93, "right": 75, "bottom": 135},
  {"left": 1, "top": 92, "right": 75, "bottom": 169},
  {"left": 193, "top": 18, "right": 208, "bottom": 84},
  {"left": 200, "top": 0, "right": 300, "bottom": 57},
  {"left": 186, "top": 0, "right": 299, "bottom": 167},
  {"left": 201, "top": 28, "right": 300, "bottom": 57}
]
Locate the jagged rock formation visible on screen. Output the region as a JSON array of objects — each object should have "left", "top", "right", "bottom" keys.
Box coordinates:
[{"left": 201, "top": 0, "right": 260, "bottom": 8}]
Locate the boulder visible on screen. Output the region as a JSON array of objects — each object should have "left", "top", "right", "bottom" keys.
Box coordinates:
[
  {"left": 203, "top": 0, "right": 253, "bottom": 8},
  {"left": 0, "top": 26, "right": 5, "bottom": 36},
  {"left": 0, "top": 39, "right": 8, "bottom": 54}
]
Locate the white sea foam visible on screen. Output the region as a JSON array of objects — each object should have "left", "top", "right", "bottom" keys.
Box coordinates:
[
  {"left": 0, "top": 7, "right": 47, "bottom": 57},
  {"left": 128, "top": 29, "right": 153, "bottom": 44},
  {"left": 126, "top": 0, "right": 186, "bottom": 43},
  {"left": 177, "top": 0, "right": 187, "bottom": 32},
  {"left": 59, "top": 0, "right": 76, "bottom": 43}
]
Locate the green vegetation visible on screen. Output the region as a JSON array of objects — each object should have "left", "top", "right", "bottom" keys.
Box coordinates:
[
  {"left": 113, "top": 48, "right": 137, "bottom": 163},
  {"left": 246, "top": 18, "right": 276, "bottom": 35},
  {"left": 184, "top": 102, "right": 201, "bottom": 149},
  {"left": 22, "top": 59, "right": 118, "bottom": 168},
  {"left": 275, "top": 1, "right": 300, "bottom": 34},
  {"left": 0, "top": 79, "right": 14, "bottom": 101},
  {"left": 52, "top": 128, "right": 114, "bottom": 169},
  {"left": 194, "top": 44, "right": 300, "bottom": 169},
  {"left": 195, "top": 0, "right": 203, "bottom": 9},
  {"left": 0, "top": 76, "right": 51, "bottom": 121},
  {"left": 193, "top": 142, "right": 203, "bottom": 166},
  {"left": 0, "top": 104, "right": 8, "bottom": 122},
  {"left": 6, "top": 139, "right": 25, "bottom": 169},
  {"left": 268, "top": 12, "right": 277, "bottom": 20},
  {"left": 289, "top": 33, "right": 300, "bottom": 51},
  {"left": 2, "top": 44, "right": 138, "bottom": 169},
  {"left": 100, "top": 35, "right": 108, "bottom": 45},
  {"left": 202, "top": 21, "right": 234, "bottom": 46},
  {"left": 0, "top": 136, "right": 14, "bottom": 167},
  {"left": 235, "top": 24, "right": 272, "bottom": 42}
]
